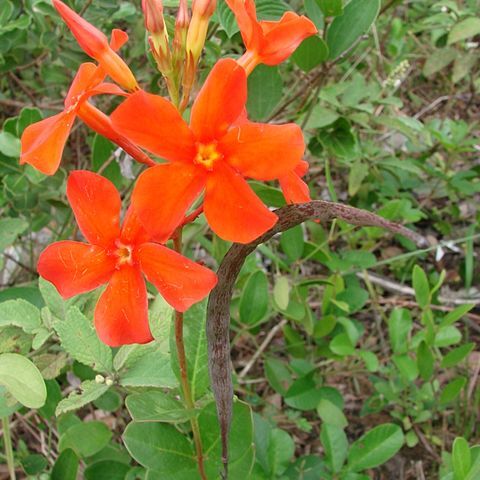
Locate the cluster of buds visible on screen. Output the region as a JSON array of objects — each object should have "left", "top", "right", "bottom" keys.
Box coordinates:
[
  {"left": 142, "top": 0, "right": 216, "bottom": 109},
  {"left": 383, "top": 59, "right": 410, "bottom": 89}
]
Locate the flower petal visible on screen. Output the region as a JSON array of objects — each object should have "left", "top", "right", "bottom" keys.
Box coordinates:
[
  {"left": 65, "top": 62, "right": 100, "bottom": 108},
  {"left": 259, "top": 12, "right": 318, "bottom": 65},
  {"left": 137, "top": 243, "right": 217, "bottom": 312},
  {"left": 279, "top": 171, "right": 310, "bottom": 204},
  {"left": 67, "top": 170, "right": 121, "bottom": 248},
  {"left": 204, "top": 162, "right": 277, "bottom": 243},
  {"left": 110, "top": 29, "right": 129, "bottom": 51},
  {"left": 220, "top": 122, "right": 304, "bottom": 180},
  {"left": 120, "top": 206, "right": 151, "bottom": 246},
  {"left": 111, "top": 90, "right": 195, "bottom": 162},
  {"left": 190, "top": 59, "right": 247, "bottom": 142},
  {"left": 225, "top": 0, "right": 262, "bottom": 49},
  {"left": 20, "top": 112, "right": 75, "bottom": 176},
  {"left": 37, "top": 241, "right": 115, "bottom": 298},
  {"left": 131, "top": 163, "right": 207, "bottom": 243},
  {"left": 94, "top": 266, "right": 153, "bottom": 346}
]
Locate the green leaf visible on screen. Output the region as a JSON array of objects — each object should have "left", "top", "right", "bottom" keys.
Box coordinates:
[
  {"left": 51, "top": 449, "right": 79, "bottom": 480},
  {"left": 317, "top": 398, "right": 348, "bottom": 428},
  {"left": 453, "top": 52, "right": 478, "bottom": 83},
  {"left": 330, "top": 333, "right": 355, "bottom": 356},
  {"left": 254, "top": 414, "right": 295, "bottom": 477},
  {"left": 85, "top": 461, "right": 130, "bottom": 480},
  {"left": 0, "top": 218, "right": 28, "bottom": 251},
  {"left": 347, "top": 424, "right": 404, "bottom": 471},
  {"left": 448, "top": 17, "right": 480, "bottom": 45},
  {"left": 441, "top": 343, "right": 475, "bottom": 369},
  {"left": 126, "top": 391, "right": 191, "bottom": 423},
  {"left": 440, "top": 377, "right": 467, "bottom": 405},
  {"left": 0, "top": 130, "right": 20, "bottom": 157},
  {"left": 452, "top": 437, "right": 471, "bottom": 480},
  {"left": 440, "top": 304, "right": 475, "bottom": 328},
  {"left": 54, "top": 307, "right": 113, "bottom": 373},
  {"left": 273, "top": 276, "right": 290, "bottom": 310},
  {"left": 59, "top": 421, "right": 112, "bottom": 458},
  {"left": 0, "top": 299, "right": 41, "bottom": 333},
  {"left": 393, "top": 354, "right": 418, "bottom": 382},
  {"left": 326, "top": 0, "right": 380, "bottom": 59},
  {"left": 412, "top": 265, "right": 430, "bottom": 309},
  {"left": 123, "top": 422, "right": 196, "bottom": 475},
  {"left": 292, "top": 36, "right": 329, "bottom": 72},
  {"left": 264, "top": 357, "right": 292, "bottom": 395},
  {"left": 280, "top": 225, "right": 304, "bottom": 262},
  {"left": 169, "top": 301, "right": 208, "bottom": 399},
  {"left": 92, "top": 135, "right": 122, "bottom": 187},
  {"left": 316, "top": 0, "right": 343, "bottom": 16},
  {"left": 0, "top": 353, "right": 46, "bottom": 408},
  {"left": 22, "top": 454, "right": 48, "bottom": 475},
  {"left": 417, "top": 341, "right": 434, "bottom": 381},
  {"left": 39, "top": 278, "right": 65, "bottom": 320},
  {"left": 423, "top": 48, "right": 457, "bottom": 77},
  {"left": 285, "top": 374, "right": 323, "bottom": 410},
  {"left": 55, "top": 380, "right": 110, "bottom": 416},
  {"left": 247, "top": 65, "right": 283, "bottom": 121},
  {"left": 320, "top": 424, "right": 348, "bottom": 473},
  {"left": 239, "top": 271, "right": 269, "bottom": 325}
]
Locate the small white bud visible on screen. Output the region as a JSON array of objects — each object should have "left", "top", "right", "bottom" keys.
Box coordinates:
[{"left": 95, "top": 374, "right": 105, "bottom": 384}]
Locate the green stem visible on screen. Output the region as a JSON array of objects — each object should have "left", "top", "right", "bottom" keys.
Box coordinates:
[
  {"left": 173, "top": 228, "right": 207, "bottom": 480},
  {"left": 2, "top": 417, "right": 16, "bottom": 480}
]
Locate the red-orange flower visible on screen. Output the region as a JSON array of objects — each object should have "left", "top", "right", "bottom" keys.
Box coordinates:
[
  {"left": 19, "top": 59, "right": 152, "bottom": 175},
  {"left": 226, "top": 0, "right": 317, "bottom": 74},
  {"left": 111, "top": 59, "right": 305, "bottom": 243},
  {"left": 52, "top": 0, "right": 138, "bottom": 91},
  {"left": 38, "top": 171, "right": 217, "bottom": 347}
]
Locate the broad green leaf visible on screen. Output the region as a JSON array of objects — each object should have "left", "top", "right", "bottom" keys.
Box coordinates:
[
  {"left": 316, "top": 0, "right": 343, "bottom": 16},
  {"left": 55, "top": 380, "right": 109, "bottom": 416},
  {"left": 317, "top": 398, "right": 348, "bottom": 428},
  {"left": 441, "top": 343, "right": 475, "bottom": 369},
  {"left": 347, "top": 424, "right": 404, "bottom": 471},
  {"left": 0, "top": 299, "right": 41, "bottom": 333},
  {"left": 292, "top": 36, "right": 329, "bottom": 72},
  {"left": 412, "top": 265, "right": 430, "bottom": 309},
  {"left": 239, "top": 271, "right": 269, "bottom": 325},
  {"left": 38, "top": 278, "right": 65, "bottom": 320},
  {"left": 330, "top": 333, "right": 355, "bottom": 356},
  {"left": 348, "top": 160, "right": 369, "bottom": 196},
  {"left": 320, "top": 424, "right": 348, "bottom": 473},
  {"left": 285, "top": 374, "right": 323, "bottom": 410},
  {"left": 247, "top": 65, "right": 283, "bottom": 121},
  {"left": 393, "top": 354, "right": 418, "bottom": 382},
  {"left": 21, "top": 454, "right": 48, "bottom": 475},
  {"left": 448, "top": 17, "right": 480, "bottom": 45},
  {"left": 119, "top": 347, "right": 177, "bottom": 389},
  {"left": 170, "top": 301, "right": 208, "bottom": 399},
  {"left": 273, "top": 276, "right": 290, "bottom": 310},
  {"left": 59, "top": 422, "right": 112, "bottom": 458},
  {"left": 264, "top": 357, "right": 292, "bottom": 395},
  {"left": 305, "top": 0, "right": 324, "bottom": 29},
  {"left": 453, "top": 53, "right": 478, "bottom": 83},
  {"left": 85, "top": 461, "right": 130, "bottom": 480},
  {"left": 423, "top": 48, "right": 457, "bottom": 77},
  {"left": 0, "top": 353, "right": 46, "bottom": 408},
  {"left": 123, "top": 422, "right": 196, "bottom": 475},
  {"left": 51, "top": 449, "right": 79, "bottom": 480},
  {"left": 0, "top": 218, "right": 28, "bottom": 251},
  {"left": 126, "top": 391, "right": 191, "bottom": 423},
  {"left": 326, "top": 0, "right": 380, "bottom": 59},
  {"left": 435, "top": 326, "right": 462, "bottom": 347},
  {"left": 254, "top": 414, "right": 295, "bottom": 477},
  {"left": 280, "top": 225, "right": 304, "bottom": 262},
  {"left": 0, "top": 130, "right": 20, "bottom": 157},
  {"left": 452, "top": 437, "right": 471, "bottom": 480},
  {"left": 417, "top": 341, "right": 434, "bottom": 381},
  {"left": 440, "top": 377, "right": 467, "bottom": 405},
  {"left": 54, "top": 307, "right": 113, "bottom": 374}
]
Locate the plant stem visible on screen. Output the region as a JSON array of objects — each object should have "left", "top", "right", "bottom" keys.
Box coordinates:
[
  {"left": 2, "top": 417, "right": 16, "bottom": 480},
  {"left": 173, "top": 228, "right": 207, "bottom": 480}
]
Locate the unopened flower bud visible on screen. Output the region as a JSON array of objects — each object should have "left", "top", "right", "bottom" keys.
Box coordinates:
[
  {"left": 95, "top": 374, "right": 105, "bottom": 384},
  {"left": 105, "top": 378, "right": 114, "bottom": 387},
  {"left": 186, "top": 0, "right": 216, "bottom": 63},
  {"left": 192, "top": 0, "right": 217, "bottom": 18},
  {"left": 142, "top": 0, "right": 165, "bottom": 35}
]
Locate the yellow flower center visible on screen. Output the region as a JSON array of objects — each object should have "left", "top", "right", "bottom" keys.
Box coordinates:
[
  {"left": 114, "top": 241, "right": 134, "bottom": 267},
  {"left": 193, "top": 142, "right": 223, "bottom": 171}
]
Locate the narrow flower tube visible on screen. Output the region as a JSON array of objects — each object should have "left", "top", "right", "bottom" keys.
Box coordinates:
[
  {"left": 186, "top": 0, "right": 217, "bottom": 63},
  {"left": 52, "top": 0, "right": 139, "bottom": 91}
]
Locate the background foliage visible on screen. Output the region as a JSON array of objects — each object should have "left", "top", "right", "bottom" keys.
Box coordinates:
[{"left": 0, "top": 0, "right": 479, "bottom": 478}]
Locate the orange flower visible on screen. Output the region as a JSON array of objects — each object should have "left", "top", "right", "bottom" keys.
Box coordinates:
[
  {"left": 20, "top": 59, "right": 152, "bottom": 175},
  {"left": 52, "top": 0, "right": 138, "bottom": 91},
  {"left": 38, "top": 171, "right": 217, "bottom": 347},
  {"left": 279, "top": 160, "right": 311, "bottom": 204},
  {"left": 111, "top": 59, "right": 305, "bottom": 243},
  {"left": 226, "top": 0, "right": 317, "bottom": 74}
]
